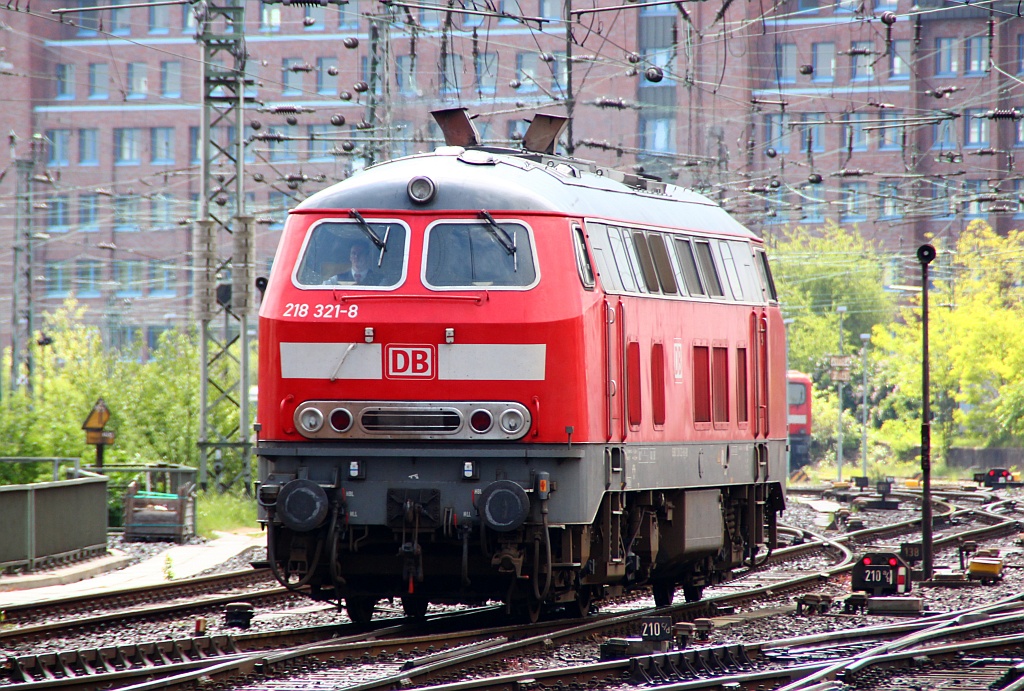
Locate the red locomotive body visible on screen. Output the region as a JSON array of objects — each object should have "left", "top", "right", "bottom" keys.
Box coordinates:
[
  {"left": 256, "top": 113, "right": 787, "bottom": 623},
  {"left": 787, "top": 371, "right": 813, "bottom": 471}
]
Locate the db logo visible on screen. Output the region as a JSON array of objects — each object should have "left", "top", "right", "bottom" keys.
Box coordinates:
[{"left": 386, "top": 345, "right": 435, "bottom": 378}]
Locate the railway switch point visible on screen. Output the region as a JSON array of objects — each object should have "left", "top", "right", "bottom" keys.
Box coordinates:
[
  {"left": 693, "top": 618, "right": 715, "bottom": 641},
  {"left": 843, "top": 593, "right": 869, "bottom": 614}
]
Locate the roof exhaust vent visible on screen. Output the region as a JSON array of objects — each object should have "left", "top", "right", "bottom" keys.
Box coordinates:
[
  {"left": 522, "top": 114, "right": 569, "bottom": 154},
  {"left": 431, "top": 107, "right": 481, "bottom": 148}
]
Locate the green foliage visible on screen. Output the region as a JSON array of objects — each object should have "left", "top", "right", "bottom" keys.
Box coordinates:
[
  {"left": 196, "top": 489, "right": 258, "bottom": 538},
  {"left": 0, "top": 299, "right": 208, "bottom": 482}
]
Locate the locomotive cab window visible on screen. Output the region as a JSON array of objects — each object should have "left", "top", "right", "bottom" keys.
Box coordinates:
[
  {"left": 754, "top": 249, "right": 778, "bottom": 302},
  {"left": 572, "top": 225, "right": 595, "bottom": 289},
  {"left": 424, "top": 220, "right": 538, "bottom": 289},
  {"left": 294, "top": 219, "right": 409, "bottom": 289}
]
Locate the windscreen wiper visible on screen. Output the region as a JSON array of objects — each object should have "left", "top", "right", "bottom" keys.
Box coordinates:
[
  {"left": 479, "top": 209, "right": 518, "bottom": 272},
  {"left": 350, "top": 209, "right": 389, "bottom": 266}
]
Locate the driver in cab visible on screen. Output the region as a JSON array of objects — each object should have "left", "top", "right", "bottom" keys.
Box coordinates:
[{"left": 324, "top": 240, "right": 377, "bottom": 285}]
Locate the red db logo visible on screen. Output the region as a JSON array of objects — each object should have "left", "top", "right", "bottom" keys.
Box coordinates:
[{"left": 386, "top": 345, "right": 434, "bottom": 378}]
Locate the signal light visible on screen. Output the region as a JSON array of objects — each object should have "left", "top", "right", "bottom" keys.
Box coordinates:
[
  {"left": 862, "top": 557, "right": 872, "bottom": 565},
  {"left": 889, "top": 558, "right": 898, "bottom": 567}
]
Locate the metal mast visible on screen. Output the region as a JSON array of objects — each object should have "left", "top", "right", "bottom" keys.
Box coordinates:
[
  {"left": 10, "top": 137, "right": 41, "bottom": 396},
  {"left": 193, "top": 0, "right": 255, "bottom": 492}
]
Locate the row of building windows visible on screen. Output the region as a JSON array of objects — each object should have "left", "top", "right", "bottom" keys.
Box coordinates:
[
  {"left": 762, "top": 108, "right": 1012, "bottom": 155},
  {"left": 56, "top": 51, "right": 564, "bottom": 102},
  {"left": 772, "top": 35, "right": 1024, "bottom": 85},
  {"left": 763, "top": 179, "right": 1019, "bottom": 223},
  {"left": 43, "top": 259, "right": 179, "bottom": 298}
]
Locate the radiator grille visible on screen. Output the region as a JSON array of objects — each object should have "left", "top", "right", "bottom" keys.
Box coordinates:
[{"left": 360, "top": 408, "right": 462, "bottom": 433}]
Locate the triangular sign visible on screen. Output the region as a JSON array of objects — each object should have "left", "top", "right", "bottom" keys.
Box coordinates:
[{"left": 82, "top": 398, "right": 110, "bottom": 431}]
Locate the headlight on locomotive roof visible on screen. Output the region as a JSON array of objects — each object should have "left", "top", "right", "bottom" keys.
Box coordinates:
[
  {"left": 298, "top": 407, "right": 324, "bottom": 433},
  {"left": 407, "top": 175, "right": 436, "bottom": 204},
  {"left": 499, "top": 408, "right": 526, "bottom": 434}
]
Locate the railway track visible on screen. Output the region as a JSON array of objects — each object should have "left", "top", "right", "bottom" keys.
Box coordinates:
[{"left": 5, "top": 490, "right": 1020, "bottom": 691}]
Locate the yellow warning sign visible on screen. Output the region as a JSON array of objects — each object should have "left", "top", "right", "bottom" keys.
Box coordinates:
[{"left": 82, "top": 399, "right": 111, "bottom": 431}]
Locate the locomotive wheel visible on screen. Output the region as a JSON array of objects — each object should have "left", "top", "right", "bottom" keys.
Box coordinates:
[
  {"left": 345, "top": 596, "right": 378, "bottom": 625},
  {"left": 682, "top": 585, "right": 704, "bottom": 603},
  {"left": 651, "top": 581, "right": 675, "bottom": 607},
  {"left": 573, "top": 587, "right": 593, "bottom": 618},
  {"left": 401, "top": 595, "right": 429, "bottom": 619}
]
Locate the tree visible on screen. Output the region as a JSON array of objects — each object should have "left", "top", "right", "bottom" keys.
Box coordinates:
[{"left": 0, "top": 299, "right": 206, "bottom": 483}]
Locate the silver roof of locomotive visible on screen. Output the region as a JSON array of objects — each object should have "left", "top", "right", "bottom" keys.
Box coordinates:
[{"left": 296, "top": 146, "right": 757, "bottom": 240}]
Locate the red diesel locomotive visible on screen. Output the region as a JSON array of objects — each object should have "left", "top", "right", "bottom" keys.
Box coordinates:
[
  {"left": 787, "top": 371, "right": 813, "bottom": 471},
  {"left": 256, "top": 110, "right": 788, "bottom": 623}
]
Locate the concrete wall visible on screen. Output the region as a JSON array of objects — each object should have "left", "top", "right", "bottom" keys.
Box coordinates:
[{"left": 946, "top": 448, "right": 1024, "bottom": 471}]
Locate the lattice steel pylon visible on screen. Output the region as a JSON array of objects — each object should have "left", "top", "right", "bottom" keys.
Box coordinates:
[{"left": 193, "top": 0, "right": 255, "bottom": 493}]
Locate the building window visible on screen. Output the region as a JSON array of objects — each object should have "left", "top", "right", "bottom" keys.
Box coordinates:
[
  {"left": 890, "top": 40, "right": 910, "bottom": 79},
  {"left": 150, "top": 261, "right": 177, "bottom": 295},
  {"left": 798, "top": 0, "right": 818, "bottom": 10},
  {"left": 800, "top": 113, "right": 825, "bottom": 153},
  {"left": 114, "top": 260, "right": 145, "bottom": 296},
  {"left": 114, "top": 128, "right": 141, "bottom": 164},
  {"left": 338, "top": 1, "right": 359, "bottom": 28},
  {"left": 268, "top": 190, "right": 289, "bottom": 228},
  {"left": 110, "top": 0, "right": 131, "bottom": 33},
  {"left": 127, "top": 62, "right": 148, "bottom": 98},
  {"left": 1018, "top": 34, "right": 1024, "bottom": 74},
  {"left": 812, "top": 42, "right": 834, "bottom": 82},
  {"left": 308, "top": 124, "right": 333, "bottom": 161},
  {"left": 878, "top": 181, "right": 901, "bottom": 219},
  {"left": 878, "top": 110, "right": 903, "bottom": 150},
  {"left": 260, "top": 4, "right": 281, "bottom": 31},
  {"left": 45, "top": 262, "right": 71, "bottom": 297},
  {"left": 965, "top": 109, "right": 989, "bottom": 147},
  {"left": 268, "top": 125, "right": 297, "bottom": 162},
  {"left": 151, "top": 127, "right": 175, "bottom": 164},
  {"left": 765, "top": 113, "right": 790, "bottom": 154},
  {"left": 516, "top": 52, "right": 539, "bottom": 92},
  {"left": 840, "top": 182, "right": 868, "bottom": 221},
  {"left": 475, "top": 52, "right": 498, "bottom": 95},
  {"left": 151, "top": 194, "right": 175, "bottom": 229},
  {"left": 765, "top": 188, "right": 789, "bottom": 224},
  {"left": 79, "top": 194, "right": 100, "bottom": 231},
  {"left": 963, "top": 180, "right": 988, "bottom": 217},
  {"left": 966, "top": 36, "right": 989, "bottom": 74},
  {"left": 47, "top": 196, "right": 70, "bottom": 232},
  {"left": 160, "top": 61, "right": 181, "bottom": 97},
  {"left": 440, "top": 55, "right": 464, "bottom": 97},
  {"left": 1016, "top": 119, "right": 1024, "bottom": 147},
  {"left": 114, "top": 195, "right": 141, "bottom": 231},
  {"left": 936, "top": 37, "right": 958, "bottom": 76},
  {"left": 934, "top": 119, "right": 956, "bottom": 148},
  {"left": 802, "top": 193, "right": 825, "bottom": 222},
  {"left": 835, "top": 0, "right": 857, "bottom": 11},
  {"left": 305, "top": 5, "right": 325, "bottom": 29},
  {"left": 149, "top": 3, "right": 170, "bottom": 33},
  {"left": 79, "top": 128, "right": 99, "bottom": 165},
  {"left": 77, "top": 259, "right": 102, "bottom": 297},
  {"left": 282, "top": 58, "right": 305, "bottom": 95},
  {"left": 397, "top": 55, "right": 418, "bottom": 95},
  {"left": 189, "top": 126, "right": 201, "bottom": 164},
  {"left": 316, "top": 58, "right": 337, "bottom": 95},
  {"left": 539, "top": 0, "right": 561, "bottom": 18},
  {"left": 56, "top": 64, "right": 75, "bottom": 99},
  {"left": 88, "top": 63, "right": 108, "bottom": 98},
  {"left": 46, "top": 129, "right": 72, "bottom": 166},
  {"left": 775, "top": 43, "right": 797, "bottom": 83},
  {"left": 851, "top": 41, "right": 874, "bottom": 81},
  {"left": 843, "top": 112, "right": 868, "bottom": 151},
  {"left": 75, "top": 0, "right": 99, "bottom": 34},
  {"left": 640, "top": 116, "right": 676, "bottom": 154}
]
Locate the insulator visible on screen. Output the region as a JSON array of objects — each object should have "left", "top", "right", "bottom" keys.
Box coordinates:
[
  {"left": 253, "top": 173, "right": 265, "bottom": 182},
  {"left": 343, "top": 37, "right": 359, "bottom": 49},
  {"left": 769, "top": 179, "right": 781, "bottom": 189},
  {"left": 880, "top": 10, "right": 897, "bottom": 25},
  {"left": 539, "top": 52, "right": 555, "bottom": 63},
  {"left": 340, "top": 91, "right": 352, "bottom": 101},
  {"left": 644, "top": 66, "right": 664, "bottom": 83},
  {"left": 328, "top": 66, "right": 338, "bottom": 76},
  {"left": 834, "top": 169, "right": 867, "bottom": 177},
  {"left": 799, "top": 64, "right": 813, "bottom": 75},
  {"left": 342, "top": 141, "right": 355, "bottom": 152},
  {"left": 250, "top": 120, "right": 262, "bottom": 130},
  {"left": 986, "top": 108, "right": 1022, "bottom": 120},
  {"left": 286, "top": 115, "right": 298, "bottom": 125},
  {"left": 289, "top": 62, "right": 314, "bottom": 73},
  {"left": 509, "top": 79, "right": 521, "bottom": 89},
  {"left": 331, "top": 114, "right": 346, "bottom": 127},
  {"left": 627, "top": 52, "right": 641, "bottom": 64},
  {"left": 353, "top": 81, "right": 368, "bottom": 93},
  {"left": 625, "top": 68, "right": 638, "bottom": 77}
]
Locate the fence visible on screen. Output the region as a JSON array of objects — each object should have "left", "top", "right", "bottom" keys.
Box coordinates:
[{"left": 0, "top": 459, "right": 108, "bottom": 571}]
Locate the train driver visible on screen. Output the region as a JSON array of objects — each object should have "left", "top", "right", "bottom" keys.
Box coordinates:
[{"left": 324, "top": 240, "right": 378, "bottom": 285}]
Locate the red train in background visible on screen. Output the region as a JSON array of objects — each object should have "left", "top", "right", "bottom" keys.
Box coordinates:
[
  {"left": 255, "top": 109, "right": 788, "bottom": 624},
  {"left": 787, "top": 371, "right": 813, "bottom": 471}
]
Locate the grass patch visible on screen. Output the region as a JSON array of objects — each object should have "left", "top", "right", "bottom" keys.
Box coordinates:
[{"left": 195, "top": 489, "right": 259, "bottom": 538}]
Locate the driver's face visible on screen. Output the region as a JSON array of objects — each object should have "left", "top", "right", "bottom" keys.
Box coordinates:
[{"left": 350, "top": 245, "right": 368, "bottom": 271}]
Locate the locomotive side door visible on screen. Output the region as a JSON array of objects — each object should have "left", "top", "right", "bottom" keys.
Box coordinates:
[
  {"left": 605, "top": 297, "right": 625, "bottom": 442},
  {"left": 751, "top": 308, "right": 770, "bottom": 439}
]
